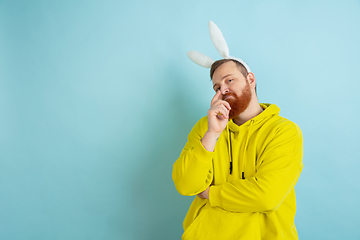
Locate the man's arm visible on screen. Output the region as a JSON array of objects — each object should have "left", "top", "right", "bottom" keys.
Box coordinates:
[
  {"left": 208, "top": 123, "right": 303, "bottom": 212},
  {"left": 172, "top": 90, "right": 231, "bottom": 196},
  {"left": 172, "top": 117, "right": 215, "bottom": 196}
]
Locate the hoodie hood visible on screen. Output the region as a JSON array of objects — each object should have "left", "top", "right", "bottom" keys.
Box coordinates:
[{"left": 227, "top": 103, "right": 280, "bottom": 134}]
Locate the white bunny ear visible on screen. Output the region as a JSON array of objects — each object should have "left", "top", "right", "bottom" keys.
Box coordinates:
[
  {"left": 208, "top": 21, "right": 229, "bottom": 58},
  {"left": 187, "top": 51, "right": 215, "bottom": 68},
  {"left": 187, "top": 21, "right": 252, "bottom": 74}
]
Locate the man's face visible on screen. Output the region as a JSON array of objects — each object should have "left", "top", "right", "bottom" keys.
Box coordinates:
[{"left": 212, "top": 61, "right": 252, "bottom": 119}]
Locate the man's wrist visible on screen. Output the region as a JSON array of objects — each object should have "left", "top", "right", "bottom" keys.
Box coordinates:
[
  {"left": 201, "top": 131, "right": 221, "bottom": 152},
  {"left": 204, "top": 130, "right": 221, "bottom": 141}
]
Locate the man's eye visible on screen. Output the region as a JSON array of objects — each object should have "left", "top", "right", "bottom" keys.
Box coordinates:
[{"left": 228, "top": 79, "right": 233, "bottom": 82}]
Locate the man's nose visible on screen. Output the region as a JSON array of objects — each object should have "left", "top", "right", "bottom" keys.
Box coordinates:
[{"left": 222, "top": 88, "right": 229, "bottom": 95}]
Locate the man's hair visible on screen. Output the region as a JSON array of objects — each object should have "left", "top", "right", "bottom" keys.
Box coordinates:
[{"left": 210, "top": 59, "right": 248, "bottom": 79}]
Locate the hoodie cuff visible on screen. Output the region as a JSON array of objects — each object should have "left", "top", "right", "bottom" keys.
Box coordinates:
[
  {"left": 191, "top": 140, "right": 215, "bottom": 165},
  {"left": 209, "top": 185, "right": 223, "bottom": 208}
]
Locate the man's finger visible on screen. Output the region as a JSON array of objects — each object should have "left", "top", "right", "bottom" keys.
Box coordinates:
[
  {"left": 212, "top": 100, "right": 231, "bottom": 111},
  {"left": 217, "top": 106, "right": 229, "bottom": 119},
  {"left": 221, "top": 101, "right": 231, "bottom": 111},
  {"left": 210, "top": 90, "right": 221, "bottom": 106}
]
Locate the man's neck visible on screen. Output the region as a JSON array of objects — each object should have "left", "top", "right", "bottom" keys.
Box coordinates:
[{"left": 232, "top": 100, "right": 263, "bottom": 126}]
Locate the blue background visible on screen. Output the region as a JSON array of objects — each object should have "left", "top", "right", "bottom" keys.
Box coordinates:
[{"left": 1, "top": 0, "right": 359, "bottom": 239}]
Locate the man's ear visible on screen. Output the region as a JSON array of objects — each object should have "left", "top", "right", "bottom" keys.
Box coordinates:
[{"left": 247, "top": 73, "right": 256, "bottom": 89}]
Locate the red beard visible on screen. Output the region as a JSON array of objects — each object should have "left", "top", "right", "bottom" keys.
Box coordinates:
[{"left": 222, "top": 82, "right": 252, "bottom": 119}]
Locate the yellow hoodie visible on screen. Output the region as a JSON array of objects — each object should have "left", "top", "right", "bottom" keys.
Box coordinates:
[{"left": 172, "top": 104, "right": 303, "bottom": 240}]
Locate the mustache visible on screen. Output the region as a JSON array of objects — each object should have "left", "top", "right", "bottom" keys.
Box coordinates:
[{"left": 222, "top": 92, "right": 237, "bottom": 101}]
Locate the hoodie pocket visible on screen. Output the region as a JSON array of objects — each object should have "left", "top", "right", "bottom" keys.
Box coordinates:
[
  {"left": 182, "top": 206, "right": 260, "bottom": 240},
  {"left": 182, "top": 203, "right": 211, "bottom": 240}
]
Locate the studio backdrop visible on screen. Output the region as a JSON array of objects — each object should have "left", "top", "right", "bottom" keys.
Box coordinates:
[{"left": 0, "top": 0, "right": 359, "bottom": 239}]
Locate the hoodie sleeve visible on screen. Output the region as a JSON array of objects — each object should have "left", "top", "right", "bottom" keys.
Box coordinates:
[
  {"left": 172, "top": 117, "right": 215, "bottom": 196},
  {"left": 209, "top": 122, "right": 303, "bottom": 213}
]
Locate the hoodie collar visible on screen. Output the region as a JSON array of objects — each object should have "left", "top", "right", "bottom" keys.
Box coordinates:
[{"left": 227, "top": 103, "right": 280, "bottom": 133}]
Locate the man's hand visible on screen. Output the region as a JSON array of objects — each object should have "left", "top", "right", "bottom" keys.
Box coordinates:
[
  {"left": 201, "top": 91, "right": 230, "bottom": 152},
  {"left": 207, "top": 90, "right": 231, "bottom": 134},
  {"left": 197, "top": 186, "right": 210, "bottom": 200}
]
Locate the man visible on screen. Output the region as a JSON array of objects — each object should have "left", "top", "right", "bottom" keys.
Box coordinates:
[{"left": 172, "top": 57, "right": 303, "bottom": 239}]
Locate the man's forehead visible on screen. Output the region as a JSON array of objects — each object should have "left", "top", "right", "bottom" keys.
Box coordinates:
[{"left": 212, "top": 62, "right": 239, "bottom": 79}]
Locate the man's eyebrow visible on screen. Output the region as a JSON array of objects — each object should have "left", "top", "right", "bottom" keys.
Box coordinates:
[
  {"left": 222, "top": 74, "right": 233, "bottom": 80},
  {"left": 213, "top": 74, "right": 233, "bottom": 89}
]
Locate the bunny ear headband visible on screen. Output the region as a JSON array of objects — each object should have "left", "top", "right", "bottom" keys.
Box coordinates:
[{"left": 187, "top": 21, "right": 251, "bottom": 73}]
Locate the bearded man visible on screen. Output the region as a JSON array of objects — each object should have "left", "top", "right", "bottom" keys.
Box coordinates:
[{"left": 172, "top": 59, "right": 303, "bottom": 240}]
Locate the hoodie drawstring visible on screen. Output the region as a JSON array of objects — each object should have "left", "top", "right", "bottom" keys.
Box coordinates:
[
  {"left": 227, "top": 119, "right": 254, "bottom": 178},
  {"left": 241, "top": 119, "right": 254, "bottom": 179},
  {"left": 227, "top": 124, "right": 233, "bottom": 175}
]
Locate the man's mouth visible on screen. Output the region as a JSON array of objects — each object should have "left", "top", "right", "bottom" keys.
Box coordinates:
[{"left": 223, "top": 94, "right": 236, "bottom": 101}]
